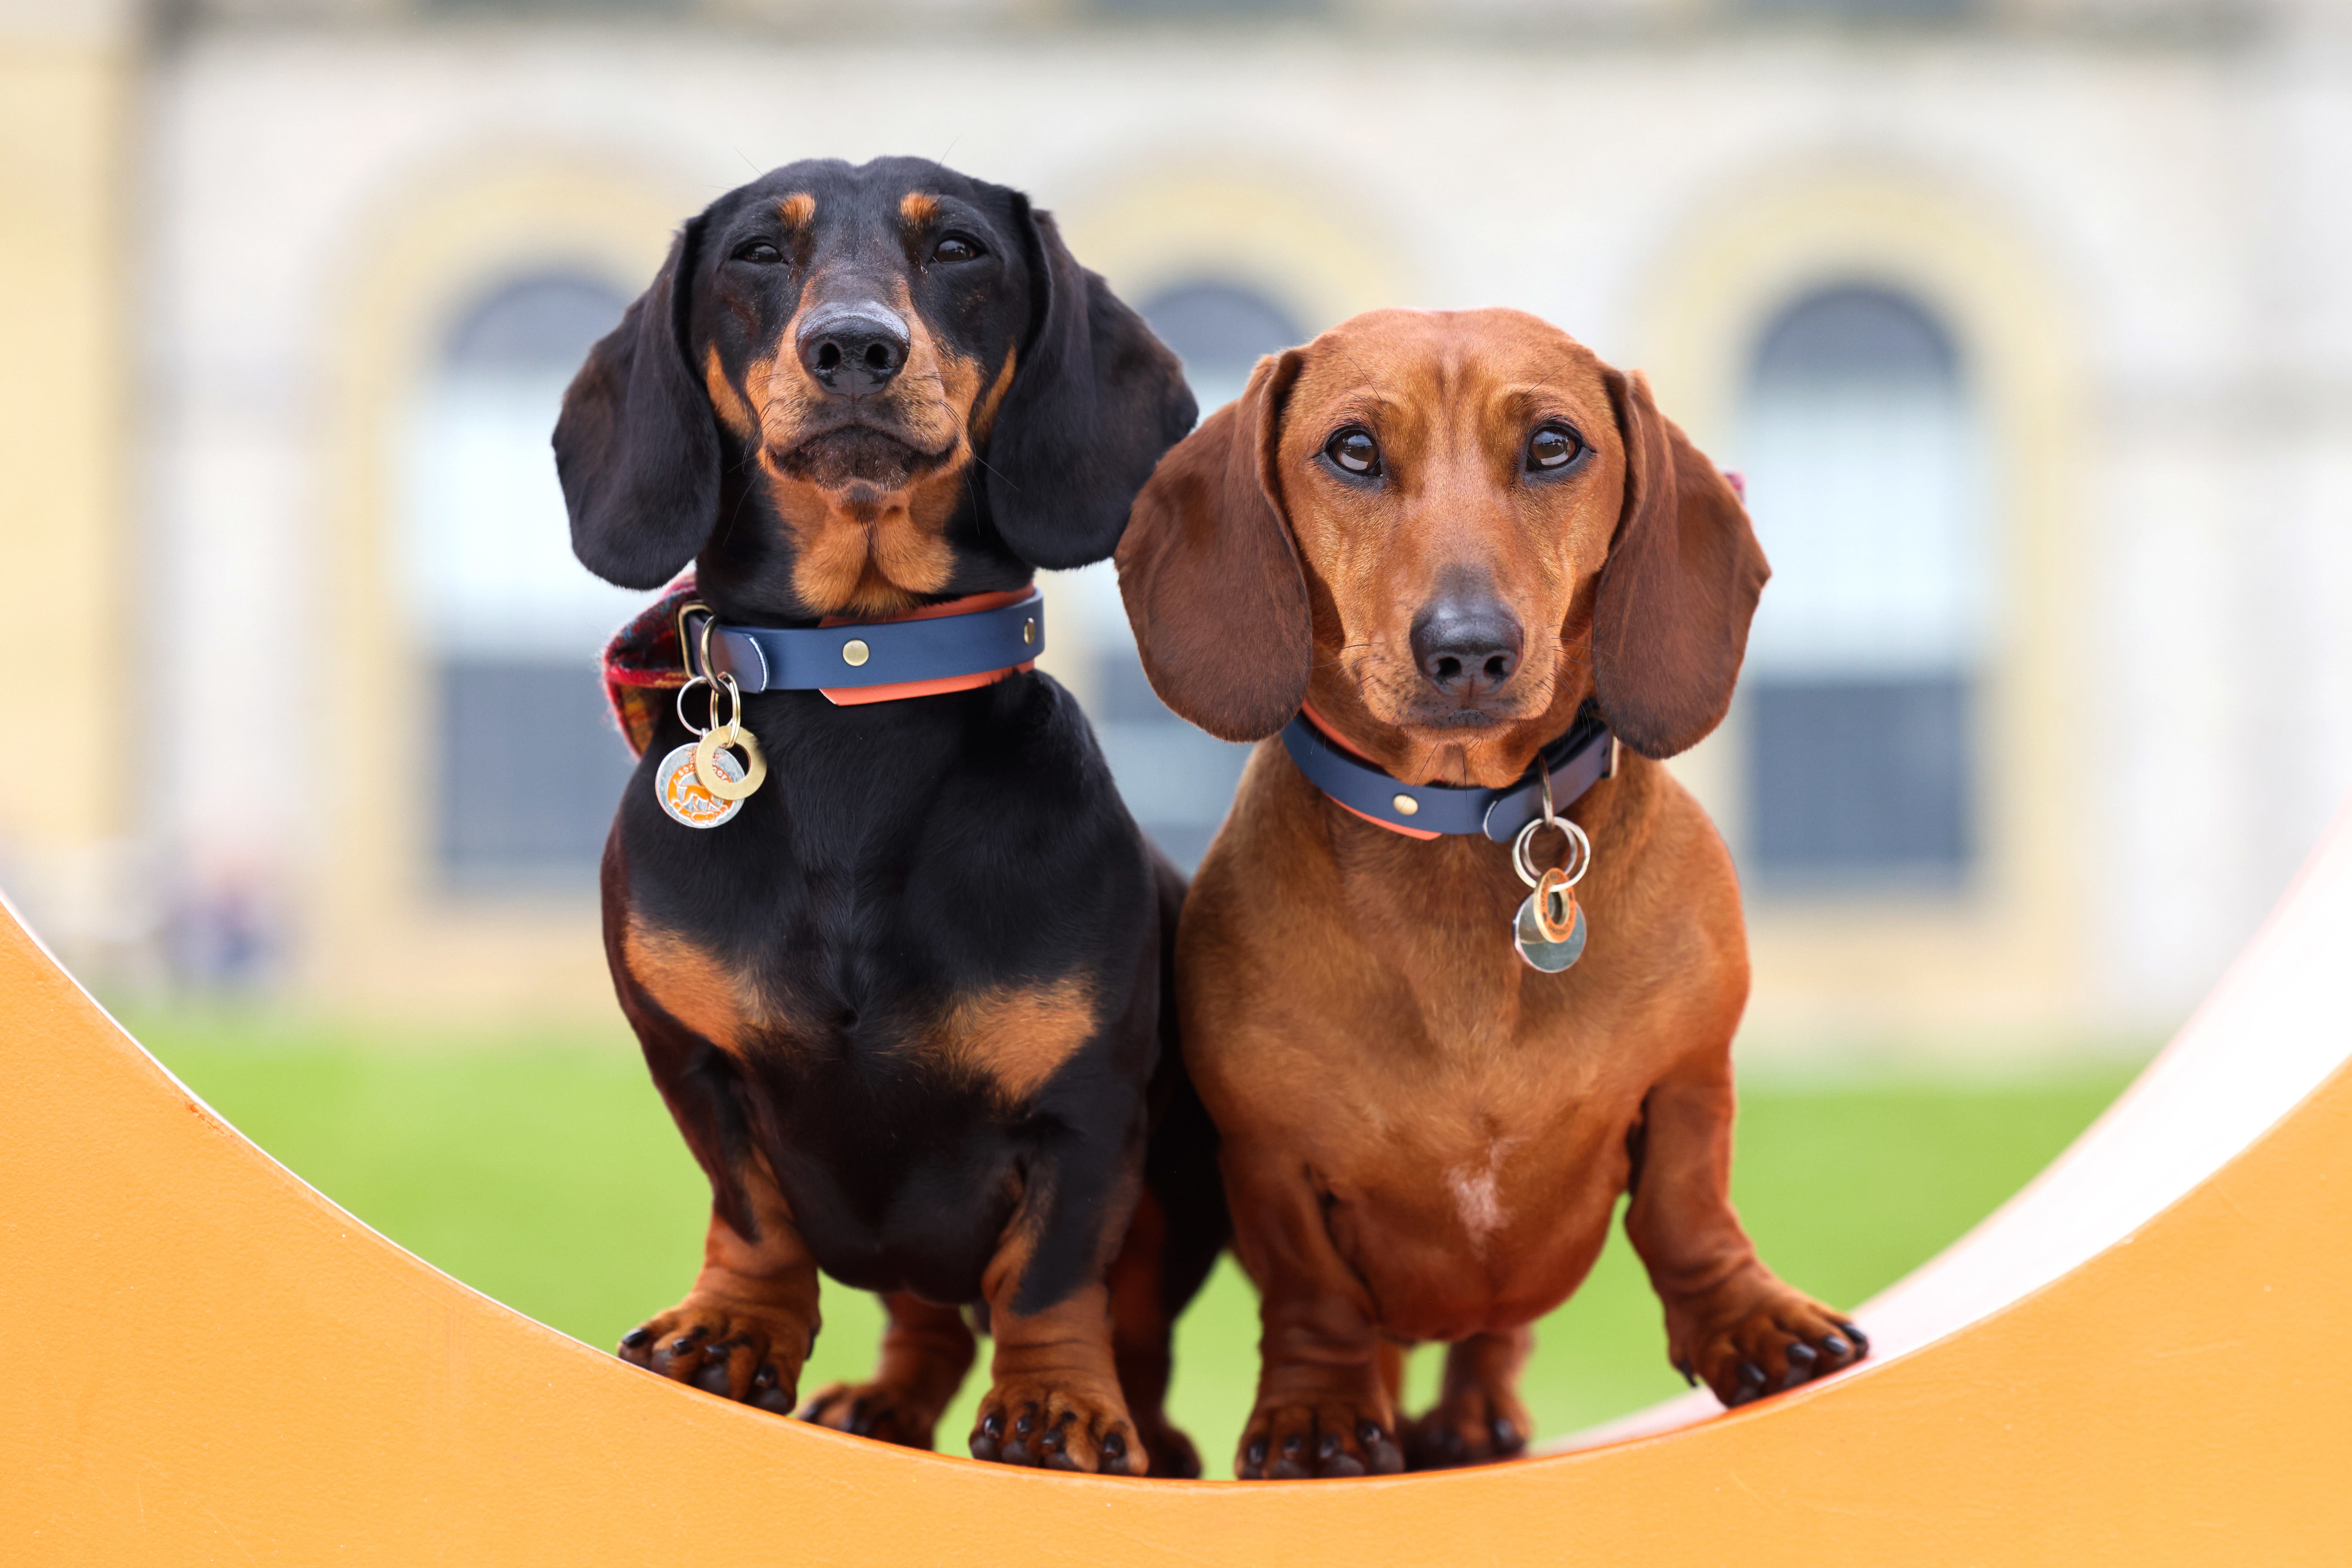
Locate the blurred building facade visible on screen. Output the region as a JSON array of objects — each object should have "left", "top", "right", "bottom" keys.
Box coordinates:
[{"left": 3, "top": 0, "right": 2348, "bottom": 1054}]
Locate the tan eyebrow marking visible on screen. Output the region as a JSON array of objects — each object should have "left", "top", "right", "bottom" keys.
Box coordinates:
[
  {"left": 899, "top": 191, "right": 940, "bottom": 225},
  {"left": 778, "top": 192, "right": 815, "bottom": 227}
]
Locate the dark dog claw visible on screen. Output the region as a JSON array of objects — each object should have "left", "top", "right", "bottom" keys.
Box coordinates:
[
  {"left": 619, "top": 1327, "right": 653, "bottom": 1351},
  {"left": 1676, "top": 1359, "right": 1697, "bottom": 1388},
  {"left": 1839, "top": 1321, "right": 1871, "bottom": 1355},
  {"left": 1100, "top": 1430, "right": 1127, "bottom": 1464},
  {"left": 1820, "top": 1333, "right": 1850, "bottom": 1362},
  {"left": 1727, "top": 1360, "right": 1768, "bottom": 1405},
  {"left": 1491, "top": 1416, "right": 1520, "bottom": 1452},
  {"left": 1779, "top": 1343, "right": 1818, "bottom": 1390}
]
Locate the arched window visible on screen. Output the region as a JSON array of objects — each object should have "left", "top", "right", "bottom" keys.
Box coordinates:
[
  {"left": 1736, "top": 284, "right": 1988, "bottom": 887},
  {"left": 1054, "top": 278, "right": 1306, "bottom": 871},
  {"left": 403, "top": 271, "right": 638, "bottom": 890}
]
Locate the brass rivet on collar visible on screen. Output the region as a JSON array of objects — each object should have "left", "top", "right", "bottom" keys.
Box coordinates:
[
  {"left": 1393, "top": 794, "right": 1419, "bottom": 816},
  {"left": 842, "top": 638, "right": 871, "bottom": 667},
  {"left": 1022, "top": 617, "right": 1037, "bottom": 646}
]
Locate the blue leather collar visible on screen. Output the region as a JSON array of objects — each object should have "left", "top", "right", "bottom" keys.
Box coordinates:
[
  {"left": 680, "top": 588, "right": 1044, "bottom": 694},
  {"left": 1280, "top": 702, "right": 1617, "bottom": 843}
]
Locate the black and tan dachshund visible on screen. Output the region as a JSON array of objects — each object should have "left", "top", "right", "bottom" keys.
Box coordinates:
[{"left": 553, "top": 157, "right": 1225, "bottom": 1476}]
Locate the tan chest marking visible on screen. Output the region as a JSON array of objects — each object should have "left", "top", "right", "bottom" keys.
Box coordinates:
[
  {"left": 623, "top": 918, "right": 783, "bottom": 1058},
  {"left": 931, "top": 976, "right": 1098, "bottom": 1107}
]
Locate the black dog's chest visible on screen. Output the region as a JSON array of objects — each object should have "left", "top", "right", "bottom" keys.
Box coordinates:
[{"left": 612, "top": 674, "right": 1156, "bottom": 1301}]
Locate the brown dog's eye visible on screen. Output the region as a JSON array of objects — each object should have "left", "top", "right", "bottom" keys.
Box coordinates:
[
  {"left": 1527, "top": 424, "right": 1584, "bottom": 472},
  {"left": 1325, "top": 427, "right": 1381, "bottom": 477},
  {"left": 932, "top": 236, "right": 983, "bottom": 264},
  {"left": 734, "top": 241, "right": 782, "bottom": 265}
]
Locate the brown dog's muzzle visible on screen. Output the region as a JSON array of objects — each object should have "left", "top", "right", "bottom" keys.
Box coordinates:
[
  {"left": 1407, "top": 569, "right": 1525, "bottom": 706},
  {"left": 797, "top": 300, "right": 910, "bottom": 398}
]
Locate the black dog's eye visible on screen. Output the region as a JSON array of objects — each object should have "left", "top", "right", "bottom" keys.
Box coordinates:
[
  {"left": 734, "top": 240, "right": 782, "bottom": 265},
  {"left": 1325, "top": 427, "right": 1381, "bottom": 476},
  {"left": 932, "top": 235, "right": 983, "bottom": 264},
  {"left": 1527, "top": 424, "right": 1584, "bottom": 472}
]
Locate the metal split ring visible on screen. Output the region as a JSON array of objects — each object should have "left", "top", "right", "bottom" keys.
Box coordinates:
[
  {"left": 677, "top": 672, "right": 746, "bottom": 740},
  {"left": 1513, "top": 815, "right": 1590, "bottom": 889},
  {"left": 675, "top": 675, "right": 713, "bottom": 736},
  {"left": 1511, "top": 755, "right": 1591, "bottom": 888}
]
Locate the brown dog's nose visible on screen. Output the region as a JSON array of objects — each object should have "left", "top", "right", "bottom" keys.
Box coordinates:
[
  {"left": 798, "top": 302, "right": 909, "bottom": 396},
  {"left": 1410, "top": 589, "right": 1523, "bottom": 699}
]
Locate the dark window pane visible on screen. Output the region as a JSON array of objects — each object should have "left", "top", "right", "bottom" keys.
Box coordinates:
[
  {"left": 1751, "top": 284, "right": 1959, "bottom": 391},
  {"left": 1088, "top": 649, "right": 1254, "bottom": 875},
  {"left": 1140, "top": 279, "right": 1305, "bottom": 413},
  {"left": 1748, "top": 675, "right": 1973, "bottom": 887},
  {"left": 443, "top": 273, "right": 628, "bottom": 374},
  {"left": 435, "top": 658, "right": 635, "bottom": 891}
]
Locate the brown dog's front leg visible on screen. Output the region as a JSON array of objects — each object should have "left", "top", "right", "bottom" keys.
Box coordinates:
[
  {"left": 618, "top": 1150, "right": 820, "bottom": 1416},
  {"left": 799, "top": 1292, "right": 977, "bottom": 1450},
  {"left": 1228, "top": 1163, "right": 1406, "bottom": 1480},
  {"left": 1624, "top": 1047, "right": 1867, "bottom": 1407},
  {"left": 1401, "top": 1329, "right": 1534, "bottom": 1470}
]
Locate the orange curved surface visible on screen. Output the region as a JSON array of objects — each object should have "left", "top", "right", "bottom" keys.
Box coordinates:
[{"left": 6, "top": 810, "right": 2352, "bottom": 1564}]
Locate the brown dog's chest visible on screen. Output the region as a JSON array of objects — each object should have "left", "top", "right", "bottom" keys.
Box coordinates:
[{"left": 1183, "top": 749, "right": 1750, "bottom": 1340}]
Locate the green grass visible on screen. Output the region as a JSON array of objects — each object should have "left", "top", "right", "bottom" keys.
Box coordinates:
[{"left": 130, "top": 1007, "right": 2138, "bottom": 1474}]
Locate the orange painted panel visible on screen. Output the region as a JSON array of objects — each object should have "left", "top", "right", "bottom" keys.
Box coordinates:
[{"left": 4, "top": 898, "right": 2350, "bottom": 1566}]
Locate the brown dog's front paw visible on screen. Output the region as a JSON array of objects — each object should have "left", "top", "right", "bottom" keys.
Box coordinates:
[
  {"left": 969, "top": 1377, "right": 1146, "bottom": 1476},
  {"left": 1401, "top": 1385, "right": 1530, "bottom": 1471},
  {"left": 1676, "top": 1287, "right": 1868, "bottom": 1409},
  {"left": 797, "top": 1380, "right": 946, "bottom": 1448},
  {"left": 1236, "top": 1401, "right": 1404, "bottom": 1480},
  {"left": 617, "top": 1295, "right": 806, "bottom": 1415}
]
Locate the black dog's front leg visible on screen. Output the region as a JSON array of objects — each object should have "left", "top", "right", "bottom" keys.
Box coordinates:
[{"left": 965, "top": 1122, "right": 1150, "bottom": 1475}]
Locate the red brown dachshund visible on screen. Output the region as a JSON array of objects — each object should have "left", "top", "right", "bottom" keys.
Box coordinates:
[{"left": 1116, "top": 307, "right": 1866, "bottom": 1478}]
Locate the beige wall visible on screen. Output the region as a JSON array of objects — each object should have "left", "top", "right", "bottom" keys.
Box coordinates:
[{"left": 0, "top": 26, "right": 134, "bottom": 976}]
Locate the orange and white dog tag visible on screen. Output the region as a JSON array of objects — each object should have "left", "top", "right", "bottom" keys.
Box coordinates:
[{"left": 655, "top": 742, "right": 744, "bottom": 830}]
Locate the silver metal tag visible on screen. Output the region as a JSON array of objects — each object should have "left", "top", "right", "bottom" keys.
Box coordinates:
[
  {"left": 654, "top": 741, "right": 743, "bottom": 830},
  {"left": 1513, "top": 891, "right": 1587, "bottom": 973}
]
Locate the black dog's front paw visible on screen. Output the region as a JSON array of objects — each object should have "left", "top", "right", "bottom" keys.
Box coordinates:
[{"left": 618, "top": 1294, "right": 807, "bottom": 1415}]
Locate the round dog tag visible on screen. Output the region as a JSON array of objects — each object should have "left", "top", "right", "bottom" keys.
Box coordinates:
[
  {"left": 654, "top": 742, "right": 743, "bottom": 830},
  {"left": 1513, "top": 890, "right": 1587, "bottom": 973}
]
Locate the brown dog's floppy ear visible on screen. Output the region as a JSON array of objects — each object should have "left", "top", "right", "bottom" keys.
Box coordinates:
[
  {"left": 1592, "top": 368, "right": 1771, "bottom": 759},
  {"left": 984, "top": 200, "right": 1198, "bottom": 570},
  {"left": 1115, "top": 350, "right": 1311, "bottom": 743},
  {"left": 554, "top": 216, "right": 718, "bottom": 590}
]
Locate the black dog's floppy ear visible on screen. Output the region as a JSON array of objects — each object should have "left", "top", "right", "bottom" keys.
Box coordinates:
[
  {"left": 984, "top": 200, "right": 1197, "bottom": 570},
  {"left": 554, "top": 216, "right": 718, "bottom": 590},
  {"left": 1591, "top": 367, "right": 1771, "bottom": 760},
  {"left": 1115, "top": 350, "right": 1310, "bottom": 743}
]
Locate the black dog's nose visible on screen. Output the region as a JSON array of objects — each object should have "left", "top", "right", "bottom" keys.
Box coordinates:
[
  {"left": 1410, "top": 589, "right": 1523, "bottom": 698},
  {"left": 798, "top": 303, "right": 909, "bottom": 396}
]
